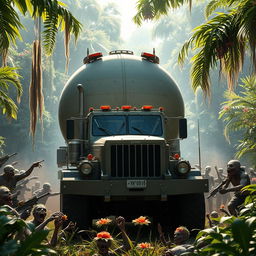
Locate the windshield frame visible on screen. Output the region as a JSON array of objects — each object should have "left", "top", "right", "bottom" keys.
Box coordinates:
[{"left": 90, "top": 113, "right": 164, "bottom": 138}]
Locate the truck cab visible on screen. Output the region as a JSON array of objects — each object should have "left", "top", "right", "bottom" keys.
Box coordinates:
[{"left": 57, "top": 50, "right": 208, "bottom": 234}]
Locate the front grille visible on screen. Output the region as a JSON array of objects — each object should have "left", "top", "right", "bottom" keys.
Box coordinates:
[{"left": 110, "top": 144, "right": 161, "bottom": 178}]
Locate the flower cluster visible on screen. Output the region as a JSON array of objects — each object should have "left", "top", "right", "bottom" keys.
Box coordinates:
[
  {"left": 137, "top": 242, "right": 153, "bottom": 249},
  {"left": 94, "top": 231, "right": 113, "bottom": 241},
  {"left": 95, "top": 218, "right": 112, "bottom": 226},
  {"left": 132, "top": 216, "right": 151, "bottom": 225}
]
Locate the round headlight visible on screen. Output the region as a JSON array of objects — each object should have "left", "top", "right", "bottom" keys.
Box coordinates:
[
  {"left": 175, "top": 161, "right": 191, "bottom": 176},
  {"left": 79, "top": 162, "right": 92, "bottom": 175}
]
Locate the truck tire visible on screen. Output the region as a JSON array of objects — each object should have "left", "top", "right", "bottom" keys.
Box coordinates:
[
  {"left": 176, "top": 193, "right": 205, "bottom": 236},
  {"left": 61, "top": 194, "right": 92, "bottom": 229}
]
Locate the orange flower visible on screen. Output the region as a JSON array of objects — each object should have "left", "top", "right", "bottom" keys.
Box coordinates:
[
  {"left": 94, "top": 231, "right": 113, "bottom": 241},
  {"left": 61, "top": 215, "right": 68, "bottom": 221},
  {"left": 132, "top": 216, "right": 151, "bottom": 225},
  {"left": 137, "top": 242, "right": 153, "bottom": 249},
  {"left": 220, "top": 204, "right": 225, "bottom": 209},
  {"left": 95, "top": 218, "right": 112, "bottom": 226},
  {"left": 175, "top": 227, "right": 186, "bottom": 233}
]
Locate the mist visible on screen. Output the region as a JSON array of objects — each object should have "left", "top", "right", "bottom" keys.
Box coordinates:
[{"left": 0, "top": 0, "right": 247, "bottom": 212}]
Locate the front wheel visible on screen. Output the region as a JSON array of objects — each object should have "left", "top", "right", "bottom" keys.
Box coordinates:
[
  {"left": 176, "top": 193, "right": 205, "bottom": 236},
  {"left": 61, "top": 194, "right": 92, "bottom": 230}
]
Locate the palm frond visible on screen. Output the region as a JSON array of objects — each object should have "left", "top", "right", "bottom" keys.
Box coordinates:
[
  {"left": 42, "top": 1, "right": 59, "bottom": 56},
  {"left": 219, "top": 75, "right": 256, "bottom": 159},
  {"left": 0, "top": 66, "right": 22, "bottom": 101},
  {"left": 0, "top": 0, "right": 23, "bottom": 65},
  {"left": 205, "top": 0, "right": 240, "bottom": 18},
  {"left": 133, "top": 0, "right": 192, "bottom": 25}
]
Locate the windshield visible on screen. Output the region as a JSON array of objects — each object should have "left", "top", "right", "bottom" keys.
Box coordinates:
[{"left": 92, "top": 115, "right": 162, "bottom": 136}]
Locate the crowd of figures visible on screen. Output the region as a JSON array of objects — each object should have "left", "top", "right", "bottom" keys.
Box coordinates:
[{"left": 0, "top": 153, "right": 255, "bottom": 256}]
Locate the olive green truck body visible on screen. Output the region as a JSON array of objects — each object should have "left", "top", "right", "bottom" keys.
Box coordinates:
[{"left": 57, "top": 51, "right": 208, "bottom": 231}]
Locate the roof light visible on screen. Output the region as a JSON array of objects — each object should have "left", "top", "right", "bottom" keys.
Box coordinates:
[
  {"left": 159, "top": 107, "right": 164, "bottom": 111},
  {"left": 89, "top": 107, "right": 94, "bottom": 112},
  {"left": 100, "top": 105, "right": 111, "bottom": 111},
  {"left": 121, "top": 105, "right": 132, "bottom": 111},
  {"left": 141, "top": 52, "right": 159, "bottom": 64},
  {"left": 133, "top": 107, "right": 137, "bottom": 110},
  {"left": 116, "top": 107, "right": 119, "bottom": 111},
  {"left": 142, "top": 105, "right": 153, "bottom": 111},
  {"left": 83, "top": 52, "right": 103, "bottom": 64},
  {"left": 87, "top": 154, "right": 94, "bottom": 161}
]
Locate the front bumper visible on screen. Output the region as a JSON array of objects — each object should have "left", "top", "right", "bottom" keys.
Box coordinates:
[{"left": 60, "top": 171, "right": 208, "bottom": 199}]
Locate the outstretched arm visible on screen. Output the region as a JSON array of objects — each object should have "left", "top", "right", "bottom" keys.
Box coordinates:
[
  {"left": 16, "top": 161, "right": 43, "bottom": 182},
  {"left": 35, "top": 212, "right": 62, "bottom": 231},
  {"left": 113, "top": 216, "right": 131, "bottom": 253},
  {"left": 158, "top": 223, "right": 168, "bottom": 246},
  {"left": 50, "top": 215, "right": 64, "bottom": 247}
]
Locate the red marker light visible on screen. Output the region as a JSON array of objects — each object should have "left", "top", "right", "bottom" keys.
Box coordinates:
[
  {"left": 142, "top": 105, "right": 153, "bottom": 111},
  {"left": 100, "top": 105, "right": 111, "bottom": 111},
  {"left": 89, "top": 107, "right": 94, "bottom": 112},
  {"left": 88, "top": 52, "right": 102, "bottom": 58},
  {"left": 87, "top": 154, "right": 94, "bottom": 161},
  {"left": 141, "top": 52, "right": 160, "bottom": 64},
  {"left": 121, "top": 105, "right": 132, "bottom": 111},
  {"left": 141, "top": 52, "right": 155, "bottom": 58},
  {"left": 83, "top": 52, "right": 103, "bottom": 64},
  {"left": 174, "top": 153, "right": 180, "bottom": 160},
  {"left": 159, "top": 107, "right": 164, "bottom": 111}
]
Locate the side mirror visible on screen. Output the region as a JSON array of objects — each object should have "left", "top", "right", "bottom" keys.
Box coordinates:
[
  {"left": 66, "top": 120, "right": 74, "bottom": 140},
  {"left": 179, "top": 118, "right": 187, "bottom": 139}
]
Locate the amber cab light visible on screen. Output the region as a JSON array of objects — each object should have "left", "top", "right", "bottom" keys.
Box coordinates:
[
  {"left": 121, "top": 105, "right": 132, "bottom": 111},
  {"left": 100, "top": 105, "right": 111, "bottom": 111},
  {"left": 174, "top": 153, "right": 180, "bottom": 160},
  {"left": 142, "top": 105, "right": 153, "bottom": 111},
  {"left": 87, "top": 154, "right": 94, "bottom": 161}
]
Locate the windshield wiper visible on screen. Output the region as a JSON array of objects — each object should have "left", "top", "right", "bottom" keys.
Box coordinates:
[
  {"left": 131, "top": 126, "right": 143, "bottom": 134},
  {"left": 94, "top": 119, "right": 112, "bottom": 135}
]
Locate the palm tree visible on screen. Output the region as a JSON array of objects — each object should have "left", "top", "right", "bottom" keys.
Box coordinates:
[
  {"left": 0, "top": 0, "right": 82, "bottom": 140},
  {"left": 219, "top": 76, "right": 256, "bottom": 162},
  {"left": 134, "top": 0, "right": 256, "bottom": 99}
]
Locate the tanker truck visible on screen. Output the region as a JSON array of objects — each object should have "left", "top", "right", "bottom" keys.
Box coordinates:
[{"left": 57, "top": 50, "right": 208, "bottom": 232}]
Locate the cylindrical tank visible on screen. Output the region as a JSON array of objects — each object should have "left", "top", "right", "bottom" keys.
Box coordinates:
[{"left": 59, "top": 53, "right": 184, "bottom": 142}]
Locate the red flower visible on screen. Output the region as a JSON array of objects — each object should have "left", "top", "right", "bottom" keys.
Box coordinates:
[
  {"left": 137, "top": 242, "right": 153, "bottom": 249},
  {"left": 132, "top": 216, "right": 151, "bottom": 225},
  {"left": 95, "top": 218, "right": 112, "bottom": 226},
  {"left": 94, "top": 231, "right": 113, "bottom": 241}
]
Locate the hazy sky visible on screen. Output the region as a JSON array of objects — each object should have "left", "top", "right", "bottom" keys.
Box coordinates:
[{"left": 103, "top": 0, "right": 138, "bottom": 40}]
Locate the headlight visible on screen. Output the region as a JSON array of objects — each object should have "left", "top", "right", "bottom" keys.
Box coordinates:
[
  {"left": 79, "top": 162, "right": 92, "bottom": 175},
  {"left": 175, "top": 160, "right": 191, "bottom": 176}
]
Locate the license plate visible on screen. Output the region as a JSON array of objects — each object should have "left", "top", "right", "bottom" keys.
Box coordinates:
[{"left": 127, "top": 180, "right": 147, "bottom": 188}]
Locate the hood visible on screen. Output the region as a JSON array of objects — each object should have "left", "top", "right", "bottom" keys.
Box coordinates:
[{"left": 93, "top": 135, "right": 165, "bottom": 146}]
